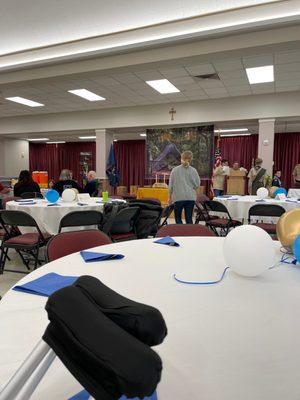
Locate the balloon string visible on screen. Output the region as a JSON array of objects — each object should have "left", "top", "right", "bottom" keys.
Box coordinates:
[{"left": 173, "top": 267, "right": 230, "bottom": 285}]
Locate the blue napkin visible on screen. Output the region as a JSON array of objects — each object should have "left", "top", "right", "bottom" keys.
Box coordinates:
[
  {"left": 12, "top": 273, "right": 78, "bottom": 297},
  {"left": 154, "top": 236, "right": 180, "bottom": 247},
  {"left": 69, "top": 389, "right": 157, "bottom": 400},
  {"left": 80, "top": 251, "right": 125, "bottom": 262}
]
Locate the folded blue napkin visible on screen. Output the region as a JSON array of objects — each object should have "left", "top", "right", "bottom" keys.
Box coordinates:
[
  {"left": 13, "top": 273, "right": 78, "bottom": 297},
  {"left": 80, "top": 251, "right": 125, "bottom": 262},
  {"left": 69, "top": 389, "right": 157, "bottom": 400},
  {"left": 154, "top": 236, "right": 180, "bottom": 247}
]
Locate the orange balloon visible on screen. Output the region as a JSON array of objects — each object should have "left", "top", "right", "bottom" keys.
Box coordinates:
[{"left": 276, "top": 209, "right": 300, "bottom": 249}]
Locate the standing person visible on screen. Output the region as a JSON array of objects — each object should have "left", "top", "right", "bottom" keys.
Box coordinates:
[
  {"left": 84, "top": 171, "right": 97, "bottom": 196},
  {"left": 212, "top": 159, "right": 229, "bottom": 197},
  {"left": 248, "top": 158, "right": 267, "bottom": 195},
  {"left": 53, "top": 169, "right": 82, "bottom": 196},
  {"left": 272, "top": 170, "right": 282, "bottom": 187},
  {"left": 13, "top": 170, "right": 41, "bottom": 197},
  {"left": 292, "top": 163, "right": 300, "bottom": 188},
  {"left": 168, "top": 151, "right": 200, "bottom": 224}
]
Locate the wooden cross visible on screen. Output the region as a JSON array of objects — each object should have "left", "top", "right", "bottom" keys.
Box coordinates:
[{"left": 169, "top": 107, "right": 176, "bottom": 121}]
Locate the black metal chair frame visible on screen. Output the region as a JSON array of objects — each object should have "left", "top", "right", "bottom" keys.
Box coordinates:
[
  {"left": 21, "top": 192, "right": 44, "bottom": 199},
  {"left": 0, "top": 210, "right": 51, "bottom": 274},
  {"left": 248, "top": 204, "right": 286, "bottom": 224},
  {"left": 58, "top": 210, "right": 104, "bottom": 233},
  {"left": 204, "top": 200, "right": 242, "bottom": 236},
  {"left": 159, "top": 204, "right": 174, "bottom": 228}
]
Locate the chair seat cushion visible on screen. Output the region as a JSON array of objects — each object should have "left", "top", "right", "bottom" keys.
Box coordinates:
[
  {"left": 111, "top": 232, "right": 136, "bottom": 241},
  {"left": 251, "top": 223, "right": 277, "bottom": 234},
  {"left": 208, "top": 218, "right": 241, "bottom": 227},
  {"left": 5, "top": 232, "right": 52, "bottom": 246}
]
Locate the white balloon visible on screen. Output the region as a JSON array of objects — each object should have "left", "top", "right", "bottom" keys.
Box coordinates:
[
  {"left": 62, "top": 188, "right": 76, "bottom": 202},
  {"left": 256, "top": 187, "right": 269, "bottom": 199},
  {"left": 223, "top": 225, "right": 276, "bottom": 277}
]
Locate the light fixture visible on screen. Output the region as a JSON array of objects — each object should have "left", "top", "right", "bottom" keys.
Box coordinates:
[
  {"left": 220, "top": 133, "right": 251, "bottom": 137},
  {"left": 78, "top": 136, "right": 96, "bottom": 140},
  {"left": 146, "top": 79, "right": 180, "bottom": 94},
  {"left": 246, "top": 65, "right": 274, "bottom": 84},
  {"left": 214, "top": 128, "right": 248, "bottom": 133},
  {"left": 6, "top": 97, "right": 44, "bottom": 107},
  {"left": 27, "top": 138, "right": 49, "bottom": 141},
  {"left": 46, "top": 141, "right": 66, "bottom": 144},
  {"left": 113, "top": 139, "right": 118, "bottom": 142},
  {"left": 68, "top": 89, "right": 105, "bottom": 101},
  {"left": 140, "top": 133, "right": 147, "bottom": 137}
]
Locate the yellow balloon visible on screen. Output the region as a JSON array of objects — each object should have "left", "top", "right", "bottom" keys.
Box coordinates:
[
  {"left": 276, "top": 209, "right": 300, "bottom": 249},
  {"left": 269, "top": 186, "right": 278, "bottom": 198}
]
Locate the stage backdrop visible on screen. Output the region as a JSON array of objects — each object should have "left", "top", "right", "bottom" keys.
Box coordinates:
[{"left": 146, "top": 125, "right": 214, "bottom": 179}]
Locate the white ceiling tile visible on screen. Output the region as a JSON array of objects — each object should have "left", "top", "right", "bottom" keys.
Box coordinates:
[
  {"left": 159, "top": 67, "right": 189, "bottom": 78},
  {"left": 197, "top": 79, "right": 225, "bottom": 89},
  {"left": 223, "top": 77, "right": 250, "bottom": 87},
  {"left": 242, "top": 54, "right": 273, "bottom": 68},
  {"left": 251, "top": 82, "right": 275, "bottom": 94},
  {"left": 275, "top": 50, "right": 300, "bottom": 64},
  {"left": 134, "top": 70, "right": 164, "bottom": 81},
  {"left": 204, "top": 88, "right": 228, "bottom": 96},
  {"left": 274, "top": 62, "right": 300, "bottom": 74},
  {"left": 113, "top": 73, "right": 142, "bottom": 84},
  {"left": 218, "top": 69, "right": 248, "bottom": 80},
  {"left": 213, "top": 59, "right": 243, "bottom": 72},
  {"left": 185, "top": 64, "right": 215, "bottom": 75},
  {"left": 170, "top": 76, "right": 195, "bottom": 85},
  {"left": 226, "top": 86, "right": 252, "bottom": 95},
  {"left": 275, "top": 71, "right": 300, "bottom": 81}
]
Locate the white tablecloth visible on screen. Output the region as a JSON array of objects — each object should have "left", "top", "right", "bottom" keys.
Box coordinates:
[
  {"left": 6, "top": 198, "right": 107, "bottom": 234},
  {"left": 1, "top": 237, "right": 300, "bottom": 400},
  {"left": 288, "top": 189, "right": 300, "bottom": 198},
  {"left": 215, "top": 195, "right": 300, "bottom": 220}
]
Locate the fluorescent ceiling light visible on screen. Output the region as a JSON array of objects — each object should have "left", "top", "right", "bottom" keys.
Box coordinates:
[
  {"left": 6, "top": 97, "right": 44, "bottom": 107},
  {"left": 27, "top": 138, "right": 49, "bottom": 141},
  {"left": 140, "top": 133, "right": 147, "bottom": 137},
  {"left": 68, "top": 89, "right": 105, "bottom": 101},
  {"left": 146, "top": 79, "right": 180, "bottom": 94},
  {"left": 46, "top": 141, "right": 66, "bottom": 144},
  {"left": 78, "top": 136, "right": 96, "bottom": 140},
  {"left": 215, "top": 128, "right": 248, "bottom": 133},
  {"left": 220, "top": 133, "right": 251, "bottom": 137},
  {"left": 246, "top": 65, "right": 274, "bottom": 84}
]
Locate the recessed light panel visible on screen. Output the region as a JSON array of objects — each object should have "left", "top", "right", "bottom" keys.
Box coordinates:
[
  {"left": 6, "top": 97, "right": 44, "bottom": 107},
  {"left": 246, "top": 65, "right": 274, "bottom": 84},
  {"left": 68, "top": 89, "right": 105, "bottom": 101},
  {"left": 146, "top": 79, "right": 180, "bottom": 94}
]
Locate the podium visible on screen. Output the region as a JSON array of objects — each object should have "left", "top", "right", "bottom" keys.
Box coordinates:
[{"left": 226, "top": 170, "right": 246, "bottom": 195}]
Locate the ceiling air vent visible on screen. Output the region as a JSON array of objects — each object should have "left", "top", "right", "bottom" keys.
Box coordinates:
[{"left": 194, "top": 73, "right": 220, "bottom": 80}]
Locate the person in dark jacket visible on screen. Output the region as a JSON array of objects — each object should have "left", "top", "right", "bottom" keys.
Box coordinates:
[
  {"left": 13, "top": 170, "right": 41, "bottom": 197},
  {"left": 53, "top": 169, "right": 82, "bottom": 196},
  {"left": 84, "top": 171, "right": 97, "bottom": 196},
  {"left": 272, "top": 170, "right": 282, "bottom": 187}
]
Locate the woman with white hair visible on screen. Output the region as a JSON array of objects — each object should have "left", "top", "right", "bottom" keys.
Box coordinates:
[
  {"left": 84, "top": 170, "right": 98, "bottom": 196},
  {"left": 53, "top": 169, "right": 82, "bottom": 196}
]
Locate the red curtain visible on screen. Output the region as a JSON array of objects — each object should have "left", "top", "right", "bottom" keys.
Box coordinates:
[
  {"left": 218, "top": 135, "right": 258, "bottom": 171},
  {"left": 29, "top": 142, "right": 96, "bottom": 183},
  {"left": 274, "top": 132, "right": 300, "bottom": 189},
  {"left": 114, "top": 140, "right": 146, "bottom": 189}
]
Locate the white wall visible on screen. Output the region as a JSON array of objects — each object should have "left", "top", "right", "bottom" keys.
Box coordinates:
[{"left": 0, "top": 139, "right": 29, "bottom": 177}]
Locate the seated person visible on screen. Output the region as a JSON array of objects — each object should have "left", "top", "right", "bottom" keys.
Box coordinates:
[
  {"left": 13, "top": 170, "right": 41, "bottom": 197},
  {"left": 0, "top": 181, "right": 10, "bottom": 194},
  {"left": 48, "top": 179, "right": 55, "bottom": 189},
  {"left": 53, "top": 169, "right": 82, "bottom": 196},
  {"left": 84, "top": 170, "right": 97, "bottom": 196},
  {"left": 272, "top": 170, "right": 282, "bottom": 187}
]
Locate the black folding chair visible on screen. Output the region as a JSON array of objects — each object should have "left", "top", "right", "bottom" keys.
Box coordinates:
[
  {"left": 248, "top": 204, "right": 285, "bottom": 235},
  {"left": 58, "top": 210, "right": 104, "bottom": 233},
  {"left": 204, "top": 200, "right": 242, "bottom": 236},
  {"left": 21, "top": 192, "right": 44, "bottom": 199},
  {"left": 0, "top": 210, "right": 52, "bottom": 273},
  {"left": 159, "top": 204, "right": 174, "bottom": 228},
  {"left": 107, "top": 207, "right": 140, "bottom": 242}
]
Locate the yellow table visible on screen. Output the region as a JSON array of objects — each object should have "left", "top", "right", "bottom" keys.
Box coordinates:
[{"left": 136, "top": 187, "right": 169, "bottom": 206}]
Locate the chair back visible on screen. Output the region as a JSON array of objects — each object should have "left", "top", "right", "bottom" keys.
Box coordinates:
[
  {"left": 205, "top": 200, "right": 231, "bottom": 218},
  {"left": 196, "top": 193, "right": 210, "bottom": 205},
  {"left": 58, "top": 210, "right": 103, "bottom": 233},
  {"left": 2, "top": 196, "right": 21, "bottom": 209},
  {"left": 156, "top": 224, "right": 215, "bottom": 237},
  {"left": 0, "top": 210, "right": 43, "bottom": 239},
  {"left": 248, "top": 204, "right": 285, "bottom": 223},
  {"left": 110, "top": 207, "right": 140, "bottom": 235},
  {"left": 21, "top": 192, "right": 44, "bottom": 199},
  {"left": 46, "top": 230, "right": 112, "bottom": 262}
]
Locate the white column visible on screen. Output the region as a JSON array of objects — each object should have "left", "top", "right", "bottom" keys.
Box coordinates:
[
  {"left": 258, "top": 118, "right": 275, "bottom": 176},
  {"left": 95, "top": 129, "right": 113, "bottom": 179},
  {"left": 0, "top": 138, "right": 4, "bottom": 176}
]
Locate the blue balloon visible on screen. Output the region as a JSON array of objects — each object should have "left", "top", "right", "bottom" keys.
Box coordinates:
[
  {"left": 274, "top": 188, "right": 287, "bottom": 197},
  {"left": 293, "top": 235, "right": 300, "bottom": 263},
  {"left": 46, "top": 189, "right": 59, "bottom": 204}
]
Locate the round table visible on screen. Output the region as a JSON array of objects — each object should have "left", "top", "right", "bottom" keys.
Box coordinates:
[
  {"left": 215, "top": 195, "right": 300, "bottom": 221},
  {"left": 5, "top": 198, "right": 109, "bottom": 235},
  {"left": 288, "top": 189, "right": 300, "bottom": 198},
  {"left": 1, "top": 237, "right": 299, "bottom": 400}
]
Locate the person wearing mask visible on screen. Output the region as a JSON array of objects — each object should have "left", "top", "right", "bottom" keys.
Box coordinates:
[
  {"left": 53, "top": 169, "right": 82, "bottom": 196},
  {"left": 13, "top": 170, "right": 41, "bottom": 197},
  {"left": 212, "top": 159, "right": 229, "bottom": 197},
  {"left": 168, "top": 150, "right": 200, "bottom": 224},
  {"left": 292, "top": 163, "right": 300, "bottom": 188},
  {"left": 84, "top": 171, "right": 97, "bottom": 196},
  {"left": 272, "top": 170, "right": 282, "bottom": 187},
  {"left": 248, "top": 158, "right": 267, "bottom": 195}
]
